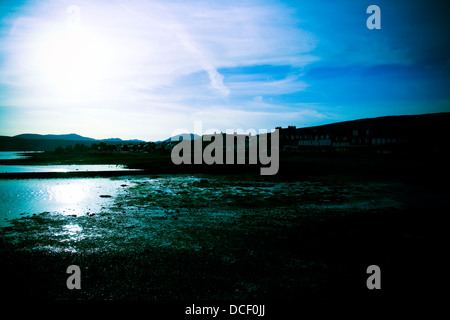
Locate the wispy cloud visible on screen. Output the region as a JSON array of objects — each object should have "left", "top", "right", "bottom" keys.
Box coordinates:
[
  {"left": 0, "top": 0, "right": 320, "bottom": 139},
  {"left": 1, "top": 0, "right": 315, "bottom": 102}
]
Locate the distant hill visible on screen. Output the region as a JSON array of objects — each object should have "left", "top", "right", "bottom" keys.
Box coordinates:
[
  {"left": 297, "top": 112, "right": 450, "bottom": 133},
  {"left": 277, "top": 112, "right": 450, "bottom": 154},
  {"left": 279, "top": 112, "right": 450, "bottom": 139},
  {"left": 0, "top": 133, "right": 146, "bottom": 151},
  {"left": 158, "top": 133, "right": 201, "bottom": 143},
  {"left": 14, "top": 133, "right": 95, "bottom": 141}
]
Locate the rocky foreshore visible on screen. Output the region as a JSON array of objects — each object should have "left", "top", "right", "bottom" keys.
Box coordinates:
[{"left": 1, "top": 173, "right": 445, "bottom": 301}]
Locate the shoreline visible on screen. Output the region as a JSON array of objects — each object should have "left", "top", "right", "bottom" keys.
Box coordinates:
[{"left": 0, "top": 169, "right": 149, "bottom": 179}]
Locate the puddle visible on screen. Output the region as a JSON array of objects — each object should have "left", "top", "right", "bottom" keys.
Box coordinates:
[{"left": 0, "top": 178, "right": 127, "bottom": 226}]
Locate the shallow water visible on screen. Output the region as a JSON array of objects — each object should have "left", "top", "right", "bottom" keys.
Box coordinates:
[
  {"left": 0, "top": 164, "right": 135, "bottom": 173},
  {"left": 0, "top": 151, "right": 141, "bottom": 173},
  {"left": 0, "top": 178, "right": 127, "bottom": 226},
  {"left": 0, "top": 151, "right": 43, "bottom": 160}
]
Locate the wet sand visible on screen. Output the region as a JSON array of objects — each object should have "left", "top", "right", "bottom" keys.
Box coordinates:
[{"left": 1, "top": 173, "right": 446, "bottom": 301}]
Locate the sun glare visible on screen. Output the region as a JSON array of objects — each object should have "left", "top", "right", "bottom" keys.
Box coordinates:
[
  {"left": 51, "top": 182, "right": 87, "bottom": 204},
  {"left": 35, "top": 27, "right": 112, "bottom": 98}
]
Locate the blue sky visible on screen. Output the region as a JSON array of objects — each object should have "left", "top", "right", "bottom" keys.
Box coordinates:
[{"left": 0, "top": 0, "right": 449, "bottom": 141}]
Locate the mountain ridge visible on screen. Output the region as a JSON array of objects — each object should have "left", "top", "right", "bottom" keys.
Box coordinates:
[
  {"left": 0, "top": 134, "right": 146, "bottom": 151},
  {"left": 14, "top": 133, "right": 95, "bottom": 141},
  {"left": 13, "top": 133, "right": 145, "bottom": 142}
]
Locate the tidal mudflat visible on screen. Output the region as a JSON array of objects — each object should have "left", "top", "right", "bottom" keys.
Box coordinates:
[{"left": 1, "top": 173, "right": 443, "bottom": 300}]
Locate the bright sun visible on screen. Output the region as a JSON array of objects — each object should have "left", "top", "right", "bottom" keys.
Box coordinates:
[{"left": 35, "top": 27, "right": 112, "bottom": 98}]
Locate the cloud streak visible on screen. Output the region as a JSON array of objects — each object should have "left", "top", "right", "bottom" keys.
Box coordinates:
[
  {"left": 1, "top": 0, "right": 315, "bottom": 105},
  {"left": 0, "top": 0, "right": 321, "bottom": 140}
]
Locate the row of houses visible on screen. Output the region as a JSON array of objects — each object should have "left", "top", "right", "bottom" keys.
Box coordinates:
[{"left": 275, "top": 114, "right": 445, "bottom": 154}]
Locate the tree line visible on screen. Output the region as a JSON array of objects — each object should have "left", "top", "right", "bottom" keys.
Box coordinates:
[{"left": 54, "top": 141, "right": 175, "bottom": 153}]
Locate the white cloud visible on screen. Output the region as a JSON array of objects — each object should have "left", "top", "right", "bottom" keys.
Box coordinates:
[{"left": 0, "top": 0, "right": 319, "bottom": 139}]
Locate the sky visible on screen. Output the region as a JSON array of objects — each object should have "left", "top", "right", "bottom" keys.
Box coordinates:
[{"left": 0, "top": 0, "right": 449, "bottom": 141}]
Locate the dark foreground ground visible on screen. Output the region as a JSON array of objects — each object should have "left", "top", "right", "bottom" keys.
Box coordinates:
[{"left": 0, "top": 152, "right": 448, "bottom": 310}]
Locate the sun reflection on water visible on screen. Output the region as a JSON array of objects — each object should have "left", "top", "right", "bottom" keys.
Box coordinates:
[
  {"left": 51, "top": 183, "right": 88, "bottom": 204},
  {"left": 60, "top": 223, "right": 84, "bottom": 241}
]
